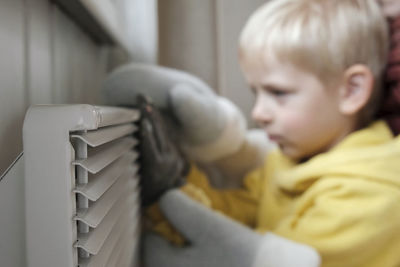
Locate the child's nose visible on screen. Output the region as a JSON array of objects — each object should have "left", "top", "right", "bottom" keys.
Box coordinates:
[{"left": 251, "top": 97, "right": 274, "bottom": 125}]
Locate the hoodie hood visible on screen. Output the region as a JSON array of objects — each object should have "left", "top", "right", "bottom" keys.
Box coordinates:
[{"left": 276, "top": 121, "right": 400, "bottom": 193}]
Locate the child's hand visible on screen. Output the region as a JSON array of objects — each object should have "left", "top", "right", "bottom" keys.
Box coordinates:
[{"left": 378, "top": 0, "right": 400, "bottom": 18}]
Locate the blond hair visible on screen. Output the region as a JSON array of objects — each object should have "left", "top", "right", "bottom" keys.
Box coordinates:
[{"left": 239, "top": 0, "right": 389, "bottom": 122}]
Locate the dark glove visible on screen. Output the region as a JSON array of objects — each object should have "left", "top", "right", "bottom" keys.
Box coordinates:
[{"left": 136, "top": 95, "right": 189, "bottom": 206}]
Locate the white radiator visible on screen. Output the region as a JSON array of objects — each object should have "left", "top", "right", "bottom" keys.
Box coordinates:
[{"left": 23, "top": 104, "right": 141, "bottom": 267}]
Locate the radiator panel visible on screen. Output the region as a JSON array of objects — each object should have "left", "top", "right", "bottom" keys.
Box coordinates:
[{"left": 23, "top": 104, "right": 141, "bottom": 267}]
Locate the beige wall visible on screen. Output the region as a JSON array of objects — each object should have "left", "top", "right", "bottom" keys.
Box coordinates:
[
  {"left": 158, "top": 0, "right": 267, "bottom": 126},
  {"left": 158, "top": 0, "right": 219, "bottom": 88}
]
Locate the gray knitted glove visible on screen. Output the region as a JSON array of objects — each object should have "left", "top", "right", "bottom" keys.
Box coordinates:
[
  {"left": 144, "top": 190, "right": 321, "bottom": 267},
  {"left": 102, "top": 63, "right": 246, "bottom": 162}
]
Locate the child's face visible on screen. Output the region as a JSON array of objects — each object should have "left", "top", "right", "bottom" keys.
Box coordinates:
[{"left": 242, "top": 57, "right": 351, "bottom": 161}]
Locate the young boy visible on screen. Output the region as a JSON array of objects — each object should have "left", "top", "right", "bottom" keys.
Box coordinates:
[{"left": 142, "top": 0, "right": 400, "bottom": 266}]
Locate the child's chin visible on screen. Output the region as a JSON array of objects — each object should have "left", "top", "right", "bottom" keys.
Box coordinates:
[{"left": 280, "top": 146, "right": 304, "bottom": 161}]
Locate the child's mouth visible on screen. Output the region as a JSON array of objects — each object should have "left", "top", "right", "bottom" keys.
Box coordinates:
[{"left": 268, "top": 134, "right": 282, "bottom": 143}]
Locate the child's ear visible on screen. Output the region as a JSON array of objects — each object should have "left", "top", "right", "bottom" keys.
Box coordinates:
[{"left": 338, "top": 64, "right": 374, "bottom": 115}]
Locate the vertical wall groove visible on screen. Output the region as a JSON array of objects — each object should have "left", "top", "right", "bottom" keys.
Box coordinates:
[
  {"left": 23, "top": 0, "right": 31, "bottom": 109},
  {"left": 50, "top": 3, "right": 56, "bottom": 103},
  {"left": 214, "top": 0, "right": 225, "bottom": 95}
]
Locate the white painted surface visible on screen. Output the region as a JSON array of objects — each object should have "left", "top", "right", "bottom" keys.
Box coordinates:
[{"left": 0, "top": 155, "right": 26, "bottom": 267}]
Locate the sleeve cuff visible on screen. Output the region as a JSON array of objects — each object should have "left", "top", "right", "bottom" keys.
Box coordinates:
[{"left": 252, "top": 233, "right": 321, "bottom": 267}]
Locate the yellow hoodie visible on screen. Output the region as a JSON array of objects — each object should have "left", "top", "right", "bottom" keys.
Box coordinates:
[{"left": 185, "top": 120, "right": 400, "bottom": 267}]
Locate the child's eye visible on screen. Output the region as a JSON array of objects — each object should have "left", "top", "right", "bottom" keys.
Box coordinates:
[
  {"left": 261, "top": 85, "right": 291, "bottom": 97},
  {"left": 270, "top": 89, "right": 287, "bottom": 96}
]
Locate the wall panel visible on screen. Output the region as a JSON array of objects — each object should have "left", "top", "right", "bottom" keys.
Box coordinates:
[
  {"left": 0, "top": 156, "right": 26, "bottom": 267},
  {"left": 0, "top": 0, "right": 27, "bottom": 174},
  {"left": 82, "top": 30, "right": 104, "bottom": 104},
  {"left": 52, "top": 5, "right": 75, "bottom": 104},
  {"left": 26, "top": 0, "right": 53, "bottom": 105},
  {"left": 0, "top": 0, "right": 28, "bottom": 266}
]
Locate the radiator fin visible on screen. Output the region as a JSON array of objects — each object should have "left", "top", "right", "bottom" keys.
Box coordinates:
[
  {"left": 71, "top": 124, "right": 137, "bottom": 147},
  {"left": 106, "top": 217, "right": 137, "bottom": 267},
  {"left": 73, "top": 137, "right": 137, "bottom": 173},
  {"left": 73, "top": 152, "right": 138, "bottom": 201},
  {"left": 115, "top": 226, "right": 139, "bottom": 267},
  {"left": 74, "top": 170, "right": 137, "bottom": 227},
  {"left": 75, "top": 190, "right": 134, "bottom": 255},
  {"left": 79, "top": 210, "right": 135, "bottom": 267}
]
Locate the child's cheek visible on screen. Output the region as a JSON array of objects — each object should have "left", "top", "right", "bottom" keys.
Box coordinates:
[{"left": 282, "top": 111, "right": 307, "bottom": 133}]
